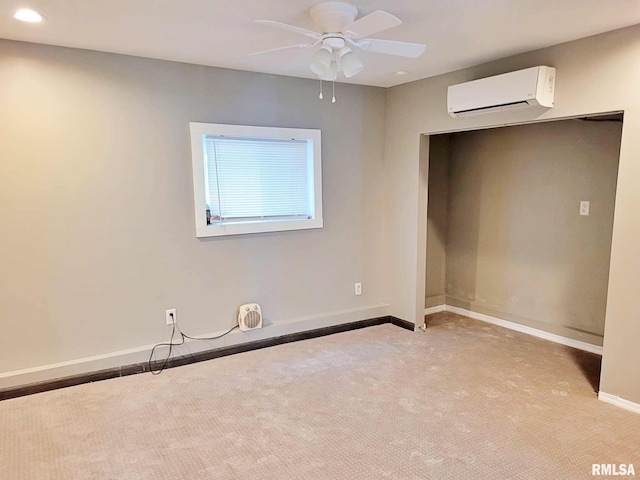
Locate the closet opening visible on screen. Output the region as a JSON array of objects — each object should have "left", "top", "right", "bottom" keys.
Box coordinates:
[{"left": 424, "top": 113, "right": 623, "bottom": 391}]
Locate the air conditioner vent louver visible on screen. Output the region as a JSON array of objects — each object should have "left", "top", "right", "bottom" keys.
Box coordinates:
[
  {"left": 454, "top": 100, "right": 530, "bottom": 116},
  {"left": 238, "top": 303, "right": 263, "bottom": 331}
]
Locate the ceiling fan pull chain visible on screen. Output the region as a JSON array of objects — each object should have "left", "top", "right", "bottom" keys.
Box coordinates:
[
  {"left": 319, "top": 79, "right": 324, "bottom": 100},
  {"left": 332, "top": 81, "right": 336, "bottom": 104}
]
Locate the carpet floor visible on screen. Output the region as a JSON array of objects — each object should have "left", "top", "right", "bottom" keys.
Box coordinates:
[{"left": 1, "top": 312, "right": 639, "bottom": 479}]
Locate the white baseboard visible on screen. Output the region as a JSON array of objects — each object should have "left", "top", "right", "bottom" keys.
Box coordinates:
[
  {"left": 424, "top": 305, "right": 446, "bottom": 315},
  {"left": 438, "top": 305, "right": 603, "bottom": 356},
  {"left": 598, "top": 392, "right": 640, "bottom": 415},
  {"left": 0, "top": 303, "right": 390, "bottom": 390}
]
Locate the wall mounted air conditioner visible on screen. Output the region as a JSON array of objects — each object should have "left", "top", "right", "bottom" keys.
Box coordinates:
[
  {"left": 238, "top": 303, "right": 262, "bottom": 331},
  {"left": 447, "top": 66, "right": 555, "bottom": 117}
]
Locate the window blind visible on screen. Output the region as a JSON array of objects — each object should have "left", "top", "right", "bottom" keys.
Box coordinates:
[{"left": 204, "top": 136, "right": 312, "bottom": 224}]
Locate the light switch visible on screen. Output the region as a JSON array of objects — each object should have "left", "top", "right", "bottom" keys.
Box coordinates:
[{"left": 580, "top": 201, "right": 590, "bottom": 216}]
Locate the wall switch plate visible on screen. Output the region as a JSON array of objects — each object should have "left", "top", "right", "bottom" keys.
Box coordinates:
[
  {"left": 165, "top": 308, "right": 177, "bottom": 325},
  {"left": 354, "top": 282, "right": 362, "bottom": 296},
  {"left": 580, "top": 201, "right": 590, "bottom": 216}
]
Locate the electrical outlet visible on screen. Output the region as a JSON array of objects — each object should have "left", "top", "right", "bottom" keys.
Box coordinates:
[
  {"left": 165, "top": 308, "right": 177, "bottom": 325},
  {"left": 580, "top": 201, "right": 590, "bottom": 216},
  {"left": 354, "top": 282, "right": 362, "bottom": 296}
]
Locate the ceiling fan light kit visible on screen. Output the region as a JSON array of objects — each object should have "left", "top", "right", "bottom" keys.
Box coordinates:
[
  {"left": 338, "top": 47, "right": 363, "bottom": 78},
  {"left": 310, "top": 45, "right": 335, "bottom": 80},
  {"left": 254, "top": 1, "right": 426, "bottom": 101}
]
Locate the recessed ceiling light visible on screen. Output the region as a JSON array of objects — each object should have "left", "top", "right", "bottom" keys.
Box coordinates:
[
  {"left": 393, "top": 71, "right": 410, "bottom": 76},
  {"left": 14, "top": 8, "right": 44, "bottom": 23}
]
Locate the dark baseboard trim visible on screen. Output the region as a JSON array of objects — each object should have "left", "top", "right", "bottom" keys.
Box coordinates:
[
  {"left": 390, "top": 317, "right": 416, "bottom": 331},
  {"left": 0, "top": 315, "right": 414, "bottom": 402}
]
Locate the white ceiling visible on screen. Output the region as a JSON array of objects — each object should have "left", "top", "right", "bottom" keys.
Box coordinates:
[{"left": 1, "top": 0, "right": 639, "bottom": 87}]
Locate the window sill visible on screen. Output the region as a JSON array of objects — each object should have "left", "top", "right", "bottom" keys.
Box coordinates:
[{"left": 196, "top": 217, "right": 323, "bottom": 238}]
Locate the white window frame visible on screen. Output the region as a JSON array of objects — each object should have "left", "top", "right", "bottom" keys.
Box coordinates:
[{"left": 189, "top": 122, "right": 323, "bottom": 238}]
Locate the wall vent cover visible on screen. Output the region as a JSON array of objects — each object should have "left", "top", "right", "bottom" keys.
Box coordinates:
[{"left": 238, "top": 303, "right": 263, "bottom": 331}]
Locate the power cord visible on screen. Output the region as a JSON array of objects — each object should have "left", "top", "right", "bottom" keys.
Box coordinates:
[{"left": 147, "top": 314, "right": 238, "bottom": 375}]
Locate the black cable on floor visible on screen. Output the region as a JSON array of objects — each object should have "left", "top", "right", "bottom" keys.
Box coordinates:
[{"left": 148, "top": 323, "right": 238, "bottom": 375}]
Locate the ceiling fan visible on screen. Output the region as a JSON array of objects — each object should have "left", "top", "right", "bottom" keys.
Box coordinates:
[{"left": 252, "top": 2, "right": 426, "bottom": 82}]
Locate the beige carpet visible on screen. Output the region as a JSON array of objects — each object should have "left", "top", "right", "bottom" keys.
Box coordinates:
[{"left": 2, "top": 312, "right": 639, "bottom": 479}]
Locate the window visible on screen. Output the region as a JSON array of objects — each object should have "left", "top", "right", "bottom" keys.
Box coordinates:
[{"left": 190, "top": 123, "right": 323, "bottom": 237}]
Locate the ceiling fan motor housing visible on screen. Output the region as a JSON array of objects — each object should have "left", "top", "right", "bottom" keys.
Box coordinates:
[
  {"left": 322, "top": 35, "right": 346, "bottom": 49},
  {"left": 310, "top": 2, "right": 358, "bottom": 34}
]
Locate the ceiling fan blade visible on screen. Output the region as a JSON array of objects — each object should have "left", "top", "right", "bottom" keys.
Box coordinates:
[
  {"left": 249, "top": 42, "right": 317, "bottom": 56},
  {"left": 351, "top": 38, "right": 426, "bottom": 58},
  {"left": 343, "top": 10, "right": 401, "bottom": 39},
  {"left": 255, "top": 20, "right": 322, "bottom": 40}
]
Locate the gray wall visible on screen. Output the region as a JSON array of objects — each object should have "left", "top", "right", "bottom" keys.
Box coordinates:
[
  {"left": 0, "top": 40, "right": 387, "bottom": 383},
  {"left": 425, "top": 135, "right": 449, "bottom": 307},
  {"left": 426, "top": 119, "right": 621, "bottom": 345},
  {"left": 383, "top": 24, "right": 640, "bottom": 404}
]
